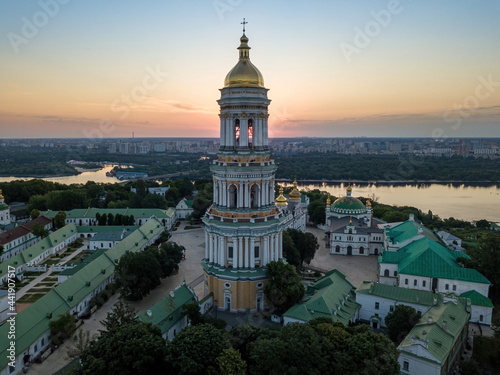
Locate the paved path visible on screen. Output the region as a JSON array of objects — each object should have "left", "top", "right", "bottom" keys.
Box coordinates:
[
  {"left": 28, "top": 222, "right": 207, "bottom": 375},
  {"left": 306, "top": 225, "right": 379, "bottom": 288}
]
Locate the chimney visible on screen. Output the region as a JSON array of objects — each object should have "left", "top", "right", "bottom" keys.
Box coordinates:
[
  {"left": 409, "top": 213, "right": 415, "bottom": 221},
  {"left": 442, "top": 320, "right": 447, "bottom": 330},
  {"left": 428, "top": 317, "right": 433, "bottom": 323}
]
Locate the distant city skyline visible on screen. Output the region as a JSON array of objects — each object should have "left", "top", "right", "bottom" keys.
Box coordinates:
[{"left": 1, "top": 1, "right": 500, "bottom": 139}]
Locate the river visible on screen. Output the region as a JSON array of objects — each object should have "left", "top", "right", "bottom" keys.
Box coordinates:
[
  {"left": 290, "top": 182, "right": 500, "bottom": 223},
  {"left": 0, "top": 167, "right": 498, "bottom": 223}
]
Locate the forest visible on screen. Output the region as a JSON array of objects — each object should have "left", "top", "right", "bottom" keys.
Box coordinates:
[{"left": 1, "top": 146, "right": 499, "bottom": 182}]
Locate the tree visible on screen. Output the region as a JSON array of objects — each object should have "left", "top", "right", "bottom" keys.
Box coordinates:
[
  {"left": 30, "top": 209, "right": 40, "bottom": 220},
  {"left": 142, "top": 193, "right": 167, "bottom": 209},
  {"left": 385, "top": 305, "right": 422, "bottom": 344},
  {"left": 343, "top": 325, "right": 400, "bottom": 375},
  {"left": 79, "top": 321, "right": 167, "bottom": 375},
  {"left": 286, "top": 229, "right": 319, "bottom": 268},
  {"left": 100, "top": 298, "right": 137, "bottom": 332},
  {"left": 282, "top": 230, "right": 300, "bottom": 269},
  {"left": 32, "top": 222, "right": 49, "bottom": 238},
  {"left": 165, "top": 323, "right": 231, "bottom": 375},
  {"left": 475, "top": 219, "right": 490, "bottom": 229},
  {"left": 54, "top": 210, "right": 67, "bottom": 229},
  {"left": 264, "top": 260, "right": 305, "bottom": 311},
  {"left": 182, "top": 301, "right": 205, "bottom": 326},
  {"left": 247, "top": 323, "right": 335, "bottom": 375},
  {"left": 114, "top": 251, "right": 162, "bottom": 301},
  {"left": 466, "top": 232, "right": 500, "bottom": 301},
  {"left": 49, "top": 312, "right": 77, "bottom": 345},
  {"left": 308, "top": 199, "right": 326, "bottom": 225},
  {"left": 208, "top": 348, "right": 247, "bottom": 375},
  {"left": 66, "top": 329, "right": 96, "bottom": 360}
]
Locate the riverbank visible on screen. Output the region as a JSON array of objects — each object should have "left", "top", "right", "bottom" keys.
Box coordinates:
[{"left": 277, "top": 179, "right": 500, "bottom": 186}]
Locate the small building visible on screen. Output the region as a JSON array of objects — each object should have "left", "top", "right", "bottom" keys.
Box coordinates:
[
  {"left": 0, "top": 224, "right": 78, "bottom": 284},
  {"left": 275, "top": 181, "right": 308, "bottom": 232},
  {"left": 88, "top": 229, "right": 133, "bottom": 250},
  {"left": 325, "top": 186, "right": 384, "bottom": 256},
  {"left": 116, "top": 171, "right": 148, "bottom": 180},
  {"left": 175, "top": 197, "right": 194, "bottom": 220},
  {"left": 398, "top": 296, "right": 470, "bottom": 375},
  {"left": 0, "top": 215, "right": 52, "bottom": 261},
  {"left": 437, "top": 231, "right": 465, "bottom": 252},
  {"left": 44, "top": 208, "right": 176, "bottom": 231},
  {"left": 138, "top": 283, "right": 198, "bottom": 341},
  {"left": 283, "top": 269, "right": 360, "bottom": 326},
  {"left": 383, "top": 214, "right": 440, "bottom": 252},
  {"left": 378, "top": 237, "right": 491, "bottom": 298},
  {"left": 130, "top": 186, "right": 170, "bottom": 197},
  {"left": 0, "top": 190, "right": 11, "bottom": 226}
]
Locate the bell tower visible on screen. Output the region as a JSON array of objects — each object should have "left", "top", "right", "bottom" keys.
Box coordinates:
[{"left": 202, "top": 22, "right": 285, "bottom": 312}]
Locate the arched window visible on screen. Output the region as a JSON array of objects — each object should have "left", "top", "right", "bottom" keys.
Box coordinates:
[
  {"left": 234, "top": 119, "right": 240, "bottom": 147},
  {"left": 228, "top": 184, "right": 238, "bottom": 209},
  {"left": 384, "top": 269, "right": 389, "bottom": 277},
  {"left": 359, "top": 246, "right": 364, "bottom": 254},
  {"left": 250, "top": 183, "right": 260, "bottom": 208},
  {"left": 335, "top": 245, "right": 340, "bottom": 253},
  {"left": 248, "top": 118, "right": 253, "bottom": 148}
]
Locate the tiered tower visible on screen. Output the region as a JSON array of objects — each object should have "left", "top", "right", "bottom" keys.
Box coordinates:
[{"left": 202, "top": 22, "right": 285, "bottom": 312}]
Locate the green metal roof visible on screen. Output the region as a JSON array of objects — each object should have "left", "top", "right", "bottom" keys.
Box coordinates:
[
  {"left": 399, "top": 297, "right": 470, "bottom": 366},
  {"left": 331, "top": 196, "right": 366, "bottom": 212},
  {"left": 380, "top": 238, "right": 490, "bottom": 284},
  {"left": 0, "top": 203, "right": 9, "bottom": 211},
  {"left": 59, "top": 249, "right": 107, "bottom": 276},
  {"left": 460, "top": 290, "right": 494, "bottom": 308},
  {"left": 385, "top": 219, "right": 439, "bottom": 245},
  {"left": 0, "top": 218, "right": 164, "bottom": 371},
  {"left": 138, "top": 283, "right": 197, "bottom": 335},
  {"left": 76, "top": 225, "right": 138, "bottom": 233},
  {"left": 356, "top": 281, "right": 444, "bottom": 306},
  {"left": 283, "top": 269, "right": 360, "bottom": 326},
  {"left": 44, "top": 207, "right": 175, "bottom": 219},
  {"left": 0, "top": 224, "right": 78, "bottom": 279}
]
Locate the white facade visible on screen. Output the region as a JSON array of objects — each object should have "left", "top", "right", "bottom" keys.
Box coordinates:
[
  {"left": 0, "top": 190, "right": 10, "bottom": 225},
  {"left": 398, "top": 349, "right": 441, "bottom": 375},
  {"left": 175, "top": 198, "right": 193, "bottom": 220}
]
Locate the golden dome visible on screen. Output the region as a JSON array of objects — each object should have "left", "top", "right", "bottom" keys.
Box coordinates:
[
  {"left": 326, "top": 196, "right": 331, "bottom": 205},
  {"left": 224, "top": 33, "right": 265, "bottom": 88},
  {"left": 346, "top": 185, "right": 352, "bottom": 193},
  {"left": 0, "top": 189, "right": 4, "bottom": 200},
  {"left": 366, "top": 200, "right": 372, "bottom": 207},
  {"left": 275, "top": 187, "right": 288, "bottom": 206},
  {"left": 289, "top": 179, "right": 301, "bottom": 201}
]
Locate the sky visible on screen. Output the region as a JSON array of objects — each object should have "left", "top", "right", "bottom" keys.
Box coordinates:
[{"left": 1, "top": 0, "right": 499, "bottom": 139}]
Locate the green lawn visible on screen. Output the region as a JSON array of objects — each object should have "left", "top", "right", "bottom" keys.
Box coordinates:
[{"left": 18, "top": 293, "right": 45, "bottom": 303}]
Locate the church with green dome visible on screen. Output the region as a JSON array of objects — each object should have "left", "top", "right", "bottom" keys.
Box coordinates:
[{"left": 325, "top": 185, "right": 384, "bottom": 256}]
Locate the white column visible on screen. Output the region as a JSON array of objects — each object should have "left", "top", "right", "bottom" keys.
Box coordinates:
[
  {"left": 263, "top": 236, "right": 269, "bottom": 266},
  {"left": 250, "top": 237, "right": 255, "bottom": 269},
  {"left": 213, "top": 235, "right": 218, "bottom": 265},
  {"left": 269, "top": 234, "right": 274, "bottom": 262},
  {"left": 220, "top": 236, "right": 226, "bottom": 267},
  {"left": 263, "top": 181, "right": 268, "bottom": 206},
  {"left": 220, "top": 115, "right": 225, "bottom": 148},
  {"left": 222, "top": 181, "right": 227, "bottom": 207},
  {"left": 204, "top": 231, "right": 209, "bottom": 260},
  {"left": 263, "top": 115, "right": 269, "bottom": 147},
  {"left": 209, "top": 233, "right": 214, "bottom": 263},
  {"left": 238, "top": 183, "right": 243, "bottom": 208},
  {"left": 238, "top": 237, "right": 244, "bottom": 269},
  {"left": 233, "top": 237, "right": 238, "bottom": 269},
  {"left": 226, "top": 117, "right": 232, "bottom": 148},
  {"left": 279, "top": 231, "right": 283, "bottom": 259},
  {"left": 275, "top": 233, "right": 280, "bottom": 261},
  {"left": 240, "top": 118, "right": 248, "bottom": 147},
  {"left": 244, "top": 182, "right": 249, "bottom": 208},
  {"left": 244, "top": 237, "right": 249, "bottom": 268}
]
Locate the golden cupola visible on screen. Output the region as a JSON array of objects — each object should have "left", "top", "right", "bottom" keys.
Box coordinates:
[
  {"left": 275, "top": 187, "right": 288, "bottom": 206},
  {"left": 289, "top": 180, "right": 301, "bottom": 201},
  {"left": 224, "top": 32, "right": 265, "bottom": 88}
]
